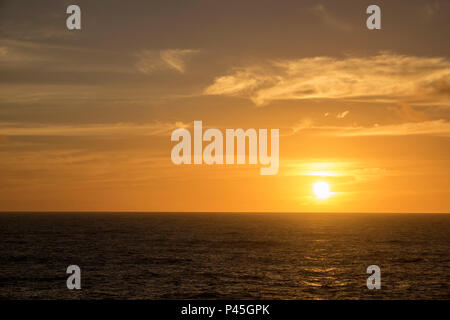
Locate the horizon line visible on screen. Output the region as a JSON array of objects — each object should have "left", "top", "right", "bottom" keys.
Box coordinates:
[{"left": 0, "top": 211, "right": 449, "bottom": 215}]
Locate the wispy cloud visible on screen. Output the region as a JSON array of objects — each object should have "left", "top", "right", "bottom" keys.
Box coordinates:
[
  {"left": 337, "top": 110, "right": 350, "bottom": 119},
  {"left": 136, "top": 49, "right": 200, "bottom": 74},
  {"left": 0, "top": 38, "right": 133, "bottom": 74},
  {"left": 311, "top": 4, "right": 352, "bottom": 32},
  {"left": 291, "top": 119, "right": 450, "bottom": 137},
  {"left": 0, "top": 121, "right": 189, "bottom": 137},
  {"left": 335, "top": 120, "right": 450, "bottom": 137},
  {"left": 204, "top": 53, "right": 450, "bottom": 106}
]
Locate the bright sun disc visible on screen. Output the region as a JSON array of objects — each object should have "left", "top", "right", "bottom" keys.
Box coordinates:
[{"left": 313, "top": 181, "right": 331, "bottom": 199}]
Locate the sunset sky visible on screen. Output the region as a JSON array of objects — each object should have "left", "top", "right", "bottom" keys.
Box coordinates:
[{"left": 0, "top": 0, "right": 449, "bottom": 212}]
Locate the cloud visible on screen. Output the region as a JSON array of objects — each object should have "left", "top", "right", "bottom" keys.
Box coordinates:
[
  {"left": 289, "top": 118, "right": 314, "bottom": 136},
  {"left": 135, "top": 49, "right": 200, "bottom": 74},
  {"left": 311, "top": 4, "right": 352, "bottom": 32},
  {"left": 337, "top": 110, "right": 350, "bottom": 119},
  {"left": 282, "top": 160, "right": 385, "bottom": 184},
  {"left": 335, "top": 120, "right": 450, "bottom": 137},
  {"left": 203, "top": 53, "right": 450, "bottom": 106},
  {"left": 387, "top": 103, "right": 428, "bottom": 122},
  {"left": 422, "top": 76, "right": 450, "bottom": 97},
  {"left": 0, "top": 121, "right": 190, "bottom": 137},
  {"left": 291, "top": 119, "right": 450, "bottom": 137},
  {"left": 0, "top": 42, "right": 43, "bottom": 64},
  {"left": 0, "top": 38, "right": 135, "bottom": 75}
]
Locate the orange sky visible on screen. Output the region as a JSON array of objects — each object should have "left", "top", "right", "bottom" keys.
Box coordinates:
[{"left": 0, "top": 0, "right": 449, "bottom": 212}]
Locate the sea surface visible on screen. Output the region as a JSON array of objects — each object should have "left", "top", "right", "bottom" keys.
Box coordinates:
[{"left": 0, "top": 212, "right": 449, "bottom": 299}]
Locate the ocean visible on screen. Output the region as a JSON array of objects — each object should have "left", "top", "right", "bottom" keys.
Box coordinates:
[{"left": 0, "top": 212, "right": 449, "bottom": 299}]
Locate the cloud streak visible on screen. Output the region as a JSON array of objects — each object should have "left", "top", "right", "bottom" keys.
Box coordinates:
[
  {"left": 311, "top": 4, "right": 353, "bottom": 32},
  {"left": 337, "top": 110, "right": 350, "bottom": 119},
  {"left": 291, "top": 119, "right": 450, "bottom": 137},
  {"left": 0, "top": 121, "right": 189, "bottom": 137},
  {"left": 204, "top": 53, "right": 450, "bottom": 106},
  {"left": 136, "top": 49, "right": 200, "bottom": 74}
]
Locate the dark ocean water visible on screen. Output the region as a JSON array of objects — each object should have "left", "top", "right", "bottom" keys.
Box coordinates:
[{"left": 0, "top": 212, "right": 449, "bottom": 299}]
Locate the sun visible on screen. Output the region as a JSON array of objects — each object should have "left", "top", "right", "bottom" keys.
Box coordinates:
[{"left": 313, "top": 181, "right": 332, "bottom": 199}]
